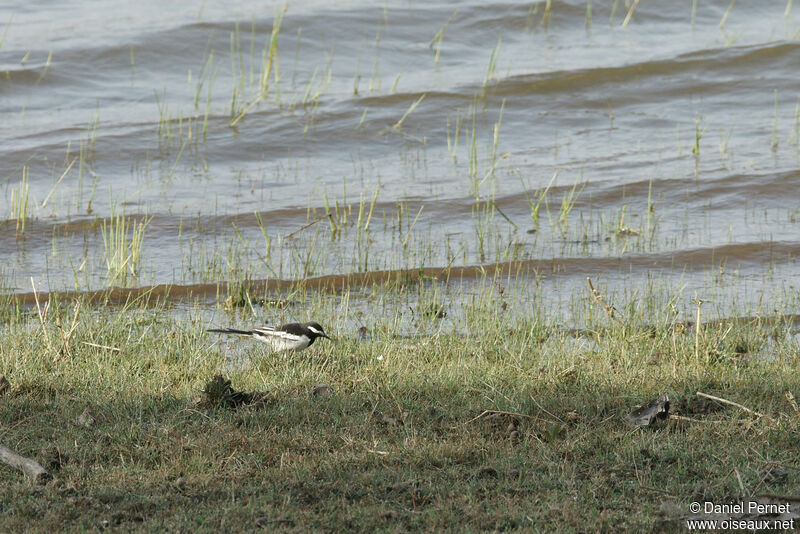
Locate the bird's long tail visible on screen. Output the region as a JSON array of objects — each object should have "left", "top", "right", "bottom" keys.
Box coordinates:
[{"left": 207, "top": 327, "right": 253, "bottom": 336}]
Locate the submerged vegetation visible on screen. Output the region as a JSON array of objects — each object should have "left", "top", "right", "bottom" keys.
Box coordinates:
[{"left": 3, "top": 0, "right": 800, "bottom": 295}]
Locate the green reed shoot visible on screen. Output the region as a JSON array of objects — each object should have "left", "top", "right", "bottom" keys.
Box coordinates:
[
  {"left": 790, "top": 95, "right": 800, "bottom": 146},
  {"left": 167, "top": 140, "right": 189, "bottom": 182},
  {"left": 10, "top": 166, "right": 30, "bottom": 239},
  {"left": 87, "top": 107, "right": 100, "bottom": 157},
  {"left": 236, "top": 20, "right": 245, "bottom": 86},
  {"left": 560, "top": 179, "right": 586, "bottom": 227},
  {"left": 41, "top": 157, "right": 76, "bottom": 210},
  {"left": 483, "top": 35, "right": 502, "bottom": 88},
  {"left": 35, "top": 49, "right": 53, "bottom": 84},
  {"left": 525, "top": 4, "right": 538, "bottom": 31},
  {"left": 193, "top": 36, "right": 215, "bottom": 109},
  {"left": 393, "top": 93, "right": 426, "bottom": 131},
  {"left": 336, "top": 197, "right": 347, "bottom": 229},
  {"left": 203, "top": 61, "right": 218, "bottom": 141},
  {"left": 524, "top": 171, "right": 557, "bottom": 226},
  {"left": 472, "top": 198, "right": 492, "bottom": 262},
  {"left": 356, "top": 193, "right": 367, "bottom": 234},
  {"left": 369, "top": 57, "right": 380, "bottom": 94},
  {"left": 446, "top": 108, "right": 463, "bottom": 163},
  {"left": 86, "top": 172, "right": 98, "bottom": 216},
  {"left": 229, "top": 24, "right": 245, "bottom": 119},
  {"left": 154, "top": 89, "right": 172, "bottom": 147},
  {"left": 395, "top": 198, "right": 406, "bottom": 233},
  {"left": 298, "top": 228, "right": 322, "bottom": 277},
  {"left": 291, "top": 28, "right": 301, "bottom": 87},
  {"left": 719, "top": 125, "right": 734, "bottom": 161},
  {"left": 722, "top": 28, "right": 745, "bottom": 46},
  {"left": 771, "top": 89, "right": 779, "bottom": 149},
  {"left": 402, "top": 206, "right": 423, "bottom": 249},
  {"left": 302, "top": 67, "right": 319, "bottom": 107},
  {"left": 692, "top": 113, "right": 706, "bottom": 155},
  {"left": 621, "top": 0, "right": 640, "bottom": 28},
  {"left": 469, "top": 98, "right": 478, "bottom": 180},
  {"left": 101, "top": 204, "right": 151, "bottom": 285},
  {"left": 541, "top": 0, "right": 552, "bottom": 29},
  {"left": 719, "top": 0, "right": 735, "bottom": 29},
  {"left": 647, "top": 177, "right": 655, "bottom": 241},
  {"left": 481, "top": 99, "right": 506, "bottom": 187},
  {"left": 322, "top": 191, "right": 341, "bottom": 238},
  {"left": 586, "top": 0, "right": 592, "bottom": 28},
  {"left": 356, "top": 189, "right": 379, "bottom": 234},
  {"left": 429, "top": 10, "right": 458, "bottom": 65},
  {"left": 254, "top": 211, "right": 272, "bottom": 266},
  {"left": 261, "top": 4, "right": 287, "bottom": 96},
  {"left": 0, "top": 16, "right": 11, "bottom": 51}
]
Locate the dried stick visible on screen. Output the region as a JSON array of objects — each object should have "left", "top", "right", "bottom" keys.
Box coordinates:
[
  {"left": 41, "top": 157, "right": 77, "bottom": 209},
  {"left": 586, "top": 277, "right": 624, "bottom": 325},
  {"left": 694, "top": 298, "right": 703, "bottom": 361},
  {"left": 696, "top": 391, "right": 766, "bottom": 418},
  {"left": 0, "top": 444, "right": 50, "bottom": 484},
  {"left": 286, "top": 212, "right": 333, "bottom": 238},
  {"left": 30, "top": 277, "right": 53, "bottom": 353},
  {"left": 734, "top": 467, "right": 746, "bottom": 495},
  {"left": 80, "top": 341, "right": 120, "bottom": 352},
  {"left": 57, "top": 300, "right": 82, "bottom": 358}
]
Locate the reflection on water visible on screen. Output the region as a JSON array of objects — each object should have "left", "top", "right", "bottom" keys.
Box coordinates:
[{"left": 1, "top": 0, "right": 799, "bottom": 323}]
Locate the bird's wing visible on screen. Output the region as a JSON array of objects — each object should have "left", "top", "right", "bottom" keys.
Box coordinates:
[{"left": 250, "top": 327, "right": 303, "bottom": 341}]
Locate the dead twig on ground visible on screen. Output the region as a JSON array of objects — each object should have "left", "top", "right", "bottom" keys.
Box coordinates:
[
  {"left": 56, "top": 300, "right": 81, "bottom": 358},
  {"left": 694, "top": 299, "right": 704, "bottom": 361},
  {"left": 0, "top": 444, "right": 50, "bottom": 484},
  {"left": 30, "top": 277, "right": 53, "bottom": 355},
  {"left": 80, "top": 341, "right": 120, "bottom": 352},
  {"left": 696, "top": 391, "right": 766, "bottom": 419}
]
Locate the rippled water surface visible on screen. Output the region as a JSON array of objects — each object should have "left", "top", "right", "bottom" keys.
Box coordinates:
[{"left": 2, "top": 1, "right": 799, "bottom": 323}]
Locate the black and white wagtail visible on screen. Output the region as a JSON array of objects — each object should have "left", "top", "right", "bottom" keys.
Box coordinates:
[{"left": 207, "top": 322, "right": 331, "bottom": 353}]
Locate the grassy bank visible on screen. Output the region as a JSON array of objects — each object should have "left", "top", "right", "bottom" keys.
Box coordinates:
[{"left": 0, "top": 287, "right": 798, "bottom": 532}]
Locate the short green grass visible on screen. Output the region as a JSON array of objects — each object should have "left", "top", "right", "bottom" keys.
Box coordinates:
[{"left": 0, "top": 289, "right": 798, "bottom": 532}]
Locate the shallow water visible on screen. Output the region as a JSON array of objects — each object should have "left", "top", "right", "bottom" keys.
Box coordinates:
[{"left": 1, "top": 1, "right": 799, "bottom": 324}]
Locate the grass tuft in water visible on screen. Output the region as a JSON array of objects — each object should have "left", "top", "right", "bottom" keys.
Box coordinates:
[
  {"left": 100, "top": 203, "right": 151, "bottom": 286},
  {"left": 10, "top": 166, "right": 31, "bottom": 239}
]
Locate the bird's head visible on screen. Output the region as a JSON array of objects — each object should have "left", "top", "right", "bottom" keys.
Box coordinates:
[{"left": 306, "top": 322, "right": 331, "bottom": 340}]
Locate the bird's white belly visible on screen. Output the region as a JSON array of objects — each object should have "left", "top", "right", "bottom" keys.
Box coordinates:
[{"left": 265, "top": 335, "right": 310, "bottom": 352}]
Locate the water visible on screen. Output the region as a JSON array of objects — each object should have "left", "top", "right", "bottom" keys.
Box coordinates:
[{"left": 1, "top": 1, "right": 799, "bottom": 324}]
